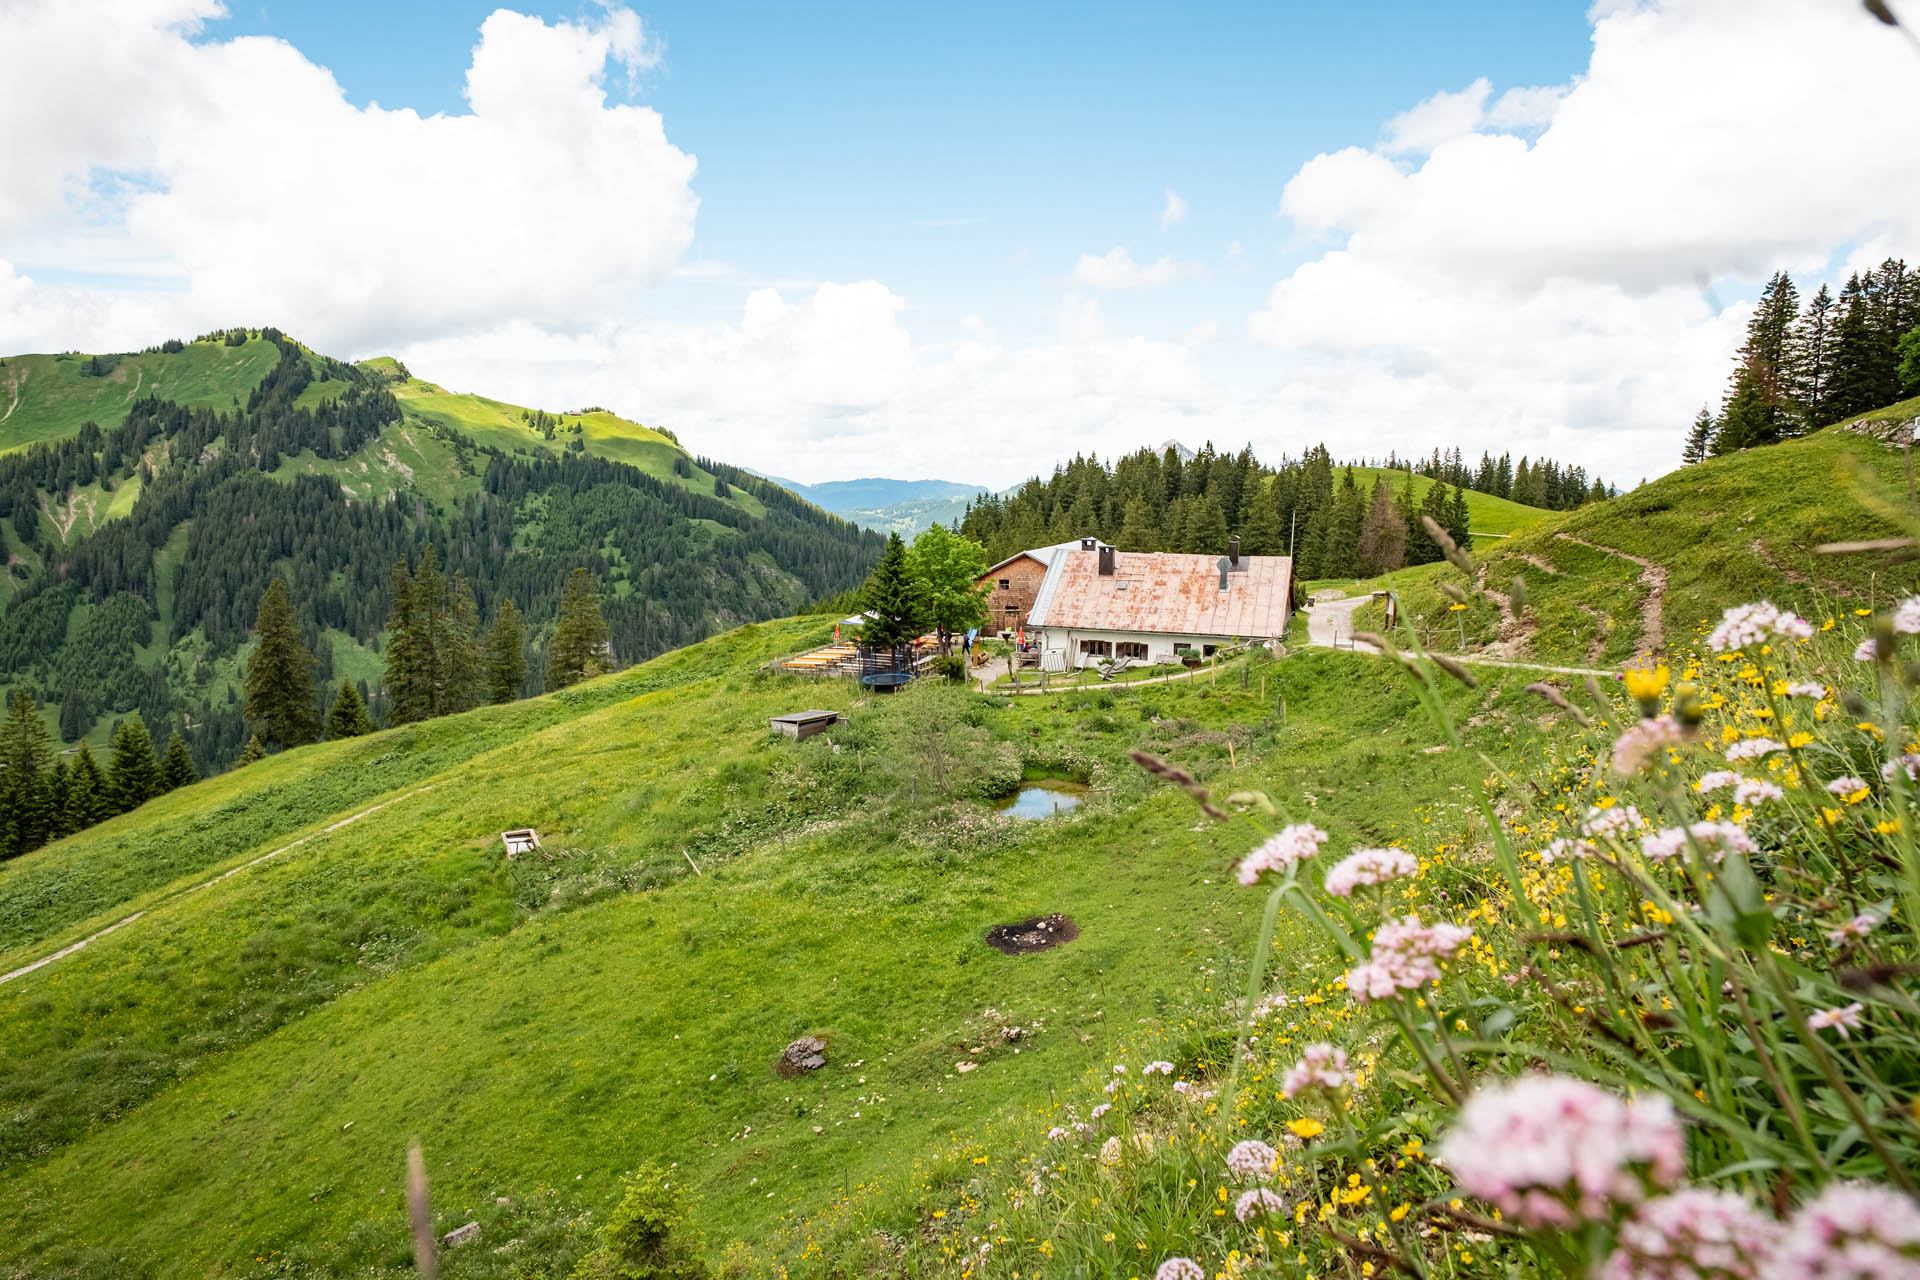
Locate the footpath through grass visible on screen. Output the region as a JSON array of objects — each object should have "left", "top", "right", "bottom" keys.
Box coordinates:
[{"left": 0, "top": 630, "right": 1523, "bottom": 1278}]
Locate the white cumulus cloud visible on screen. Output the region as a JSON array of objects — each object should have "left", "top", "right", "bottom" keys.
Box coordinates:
[
  {"left": 1071, "top": 247, "right": 1188, "bottom": 290},
  {"left": 1254, "top": 0, "right": 1920, "bottom": 480},
  {"left": 0, "top": 0, "right": 696, "bottom": 352}
]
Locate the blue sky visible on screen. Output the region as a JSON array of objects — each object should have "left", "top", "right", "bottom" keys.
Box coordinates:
[
  {"left": 202, "top": 2, "right": 1593, "bottom": 344},
  {"left": 4, "top": 1, "right": 1916, "bottom": 487}
]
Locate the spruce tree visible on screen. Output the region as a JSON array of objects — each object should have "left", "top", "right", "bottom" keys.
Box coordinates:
[
  {"left": 1240, "top": 487, "right": 1286, "bottom": 557},
  {"left": 440, "top": 573, "right": 483, "bottom": 714},
  {"left": 237, "top": 734, "right": 268, "bottom": 767},
  {"left": 1114, "top": 498, "right": 1159, "bottom": 552},
  {"left": 483, "top": 599, "right": 527, "bottom": 704},
  {"left": 1445, "top": 484, "right": 1472, "bottom": 547},
  {"left": 1790, "top": 283, "right": 1836, "bottom": 425},
  {"left": 65, "top": 743, "right": 108, "bottom": 832},
  {"left": 57, "top": 689, "right": 88, "bottom": 743},
  {"left": 325, "top": 678, "right": 375, "bottom": 739},
  {"left": 161, "top": 731, "right": 198, "bottom": 790},
  {"left": 1, "top": 687, "right": 51, "bottom": 857},
  {"left": 1183, "top": 494, "right": 1229, "bottom": 556},
  {"left": 1356, "top": 478, "right": 1407, "bottom": 576},
  {"left": 856, "top": 533, "right": 928, "bottom": 650},
  {"left": 547, "top": 567, "right": 612, "bottom": 690},
  {"left": 1682, "top": 406, "right": 1715, "bottom": 465},
  {"left": 383, "top": 557, "right": 432, "bottom": 726},
  {"left": 107, "top": 716, "right": 163, "bottom": 815},
  {"left": 44, "top": 757, "right": 72, "bottom": 839},
  {"left": 243, "top": 577, "right": 318, "bottom": 749},
  {"left": 1823, "top": 274, "right": 1885, "bottom": 424},
  {"left": 1715, "top": 270, "right": 1800, "bottom": 452}
]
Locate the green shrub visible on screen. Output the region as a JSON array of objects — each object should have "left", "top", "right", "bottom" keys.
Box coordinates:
[
  {"left": 569, "top": 1166, "right": 709, "bottom": 1280},
  {"left": 932, "top": 653, "right": 967, "bottom": 682}
]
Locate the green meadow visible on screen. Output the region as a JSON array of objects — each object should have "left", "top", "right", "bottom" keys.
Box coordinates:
[
  {"left": 0, "top": 339, "right": 283, "bottom": 453},
  {"left": 0, "top": 615, "right": 1524, "bottom": 1277}
]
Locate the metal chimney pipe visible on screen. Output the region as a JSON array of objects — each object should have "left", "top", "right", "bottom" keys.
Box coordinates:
[{"left": 1228, "top": 535, "right": 1241, "bottom": 566}]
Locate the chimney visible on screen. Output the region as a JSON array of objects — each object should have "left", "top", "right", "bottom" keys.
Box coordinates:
[
  {"left": 1228, "top": 535, "right": 1241, "bottom": 567},
  {"left": 1080, "top": 536, "right": 1096, "bottom": 551},
  {"left": 1098, "top": 545, "right": 1115, "bottom": 576},
  {"left": 1217, "top": 556, "right": 1231, "bottom": 592}
]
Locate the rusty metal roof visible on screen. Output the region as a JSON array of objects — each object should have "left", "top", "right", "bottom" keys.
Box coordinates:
[{"left": 1028, "top": 550, "right": 1293, "bottom": 638}]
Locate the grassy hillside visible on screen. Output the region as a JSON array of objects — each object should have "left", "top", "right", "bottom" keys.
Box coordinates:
[
  {"left": 0, "top": 619, "right": 1530, "bottom": 1277},
  {"left": 1344, "top": 465, "right": 1553, "bottom": 542},
  {"left": 1345, "top": 407, "right": 1920, "bottom": 665},
  {"left": 0, "top": 338, "right": 283, "bottom": 454},
  {"left": 0, "top": 331, "right": 878, "bottom": 772}
]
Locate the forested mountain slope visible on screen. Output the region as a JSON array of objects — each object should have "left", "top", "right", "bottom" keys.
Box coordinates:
[{"left": 0, "top": 329, "right": 881, "bottom": 773}]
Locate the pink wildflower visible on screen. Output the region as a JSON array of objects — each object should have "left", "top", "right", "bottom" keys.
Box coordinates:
[
  {"left": 1436, "top": 1075, "right": 1684, "bottom": 1228},
  {"left": 1345, "top": 916, "right": 1473, "bottom": 1004},
  {"left": 1896, "top": 597, "right": 1920, "bottom": 635},
  {"left": 1614, "top": 715, "right": 1689, "bottom": 775},
  {"left": 1807, "top": 1002, "right": 1865, "bottom": 1039},
  {"left": 1734, "top": 778, "right": 1785, "bottom": 806},
  {"left": 1601, "top": 1187, "right": 1782, "bottom": 1280},
  {"left": 1882, "top": 755, "right": 1920, "bottom": 783},
  {"left": 1155, "top": 1259, "right": 1205, "bottom": 1280},
  {"left": 1324, "top": 847, "right": 1419, "bottom": 896},
  {"left": 1763, "top": 1182, "right": 1920, "bottom": 1280},
  {"left": 1281, "top": 1043, "right": 1354, "bottom": 1097},
  {"left": 1855, "top": 637, "right": 1881, "bottom": 662},
  {"left": 1583, "top": 804, "right": 1646, "bottom": 838},
  {"left": 1235, "top": 1187, "right": 1287, "bottom": 1222},
  {"left": 1142, "top": 1060, "right": 1174, "bottom": 1076},
  {"left": 1645, "top": 821, "right": 1757, "bottom": 864},
  {"left": 1225, "top": 1138, "right": 1277, "bottom": 1181},
  {"left": 1726, "top": 737, "right": 1786, "bottom": 762},
  {"left": 1827, "top": 776, "right": 1871, "bottom": 798},
  {"left": 1829, "top": 914, "right": 1879, "bottom": 944},
  {"left": 1708, "top": 602, "right": 1813, "bottom": 652},
  {"left": 1236, "top": 823, "right": 1329, "bottom": 885},
  {"left": 1046, "top": 1126, "right": 1070, "bottom": 1141},
  {"left": 1696, "top": 770, "right": 1742, "bottom": 794},
  {"left": 1786, "top": 681, "right": 1827, "bottom": 699},
  {"left": 1541, "top": 837, "right": 1597, "bottom": 865},
  {"left": 1089, "top": 1103, "right": 1112, "bottom": 1120}
]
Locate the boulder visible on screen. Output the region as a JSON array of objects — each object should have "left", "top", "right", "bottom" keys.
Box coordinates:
[
  {"left": 782, "top": 1036, "right": 827, "bottom": 1073},
  {"left": 442, "top": 1222, "right": 480, "bottom": 1249}
]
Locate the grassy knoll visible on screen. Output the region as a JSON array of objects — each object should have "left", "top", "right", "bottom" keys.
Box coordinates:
[
  {"left": 0, "top": 623, "right": 1528, "bottom": 1277},
  {"left": 1344, "top": 465, "right": 1552, "bottom": 541},
  {"left": 0, "top": 339, "right": 281, "bottom": 452},
  {"left": 1348, "top": 420, "right": 1920, "bottom": 665},
  {"left": 383, "top": 373, "right": 764, "bottom": 515}
]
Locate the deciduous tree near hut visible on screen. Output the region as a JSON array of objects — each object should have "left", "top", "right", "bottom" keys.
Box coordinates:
[{"left": 905, "top": 526, "right": 990, "bottom": 651}]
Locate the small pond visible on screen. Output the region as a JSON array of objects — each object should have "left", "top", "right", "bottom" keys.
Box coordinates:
[{"left": 994, "top": 780, "right": 1088, "bottom": 819}]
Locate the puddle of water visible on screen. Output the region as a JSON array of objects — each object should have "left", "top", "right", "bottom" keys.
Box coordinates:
[{"left": 994, "top": 781, "right": 1087, "bottom": 819}]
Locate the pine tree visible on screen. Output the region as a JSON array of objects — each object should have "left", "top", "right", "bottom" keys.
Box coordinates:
[
  {"left": 483, "top": 598, "right": 527, "bottom": 704},
  {"left": 1682, "top": 406, "right": 1715, "bottom": 465},
  {"left": 1822, "top": 274, "right": 1885, "bottom": 425},
  {"left": 44, "top": 757, "right": 72, "bottom": 839},
  {"left": 0, "top": 687, "right": 51, "bottom": 858},
  {"left": 855, "top": 533, "right": 928, "bottom": 651},
  {"left": 383, "top": 556, "right": 432, "bottom": 726},
  {"left": 57, "top": 689, "right": 88, "bottom": 743},
  {"left": 1716, "top": 270, "right": 1801, "bottom": 452},
  {"left": 1445, "top": 484, "right": 1471, "bottom": 546},
  {"left": 237, "top": 734, "right": 268, "bottom": 767},
  {"left": 1789, "top": 283, "right": 1836, "bottom": 426},
  {"left": 107, "top": 716, "right": 163, "bottom": 815},
  {"left": 547, "top": 568, "right": 612, "bottom": 690},
  {"left": 1183, "top": 495, "right": 1229, "bottom": 556},
  {"left": 161, "top": 731, "right": 198, "bottom": 790},
  {"left": 440, "top": 573, "right": 483, "bottom": 714},
  {"left": 325, "top": 678, "right": 375, "bottom": 739},
  {"left": 1240, "top": 485, "right": 1286, "bottom": 557},
  {"left": 65, "top": 743, "right": 108, "bottom": 832},
  {"left": 243, "top": 577, "right": 318, "bottom": 749},
  {"left": 1356, "top": 478, "right": 1407, "bottom": 576}
]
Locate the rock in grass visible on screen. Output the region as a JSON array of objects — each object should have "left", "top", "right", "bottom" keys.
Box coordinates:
[
  {"left": 442, "top": 1222, "right": 480, "bottom": 1248},
  {"left": 782, "top": 1036, "right": 828, "bottom": 1073}
]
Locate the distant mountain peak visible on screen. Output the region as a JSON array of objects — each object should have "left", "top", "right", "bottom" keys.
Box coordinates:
[{"left": 1160, "top": 438, "right": 1195, "bottom": 462}]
